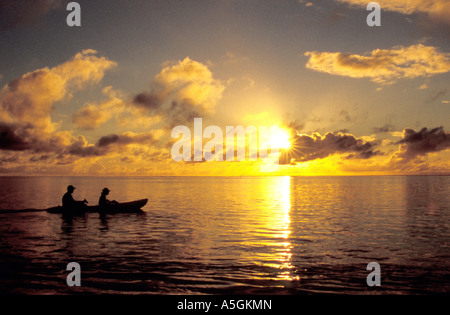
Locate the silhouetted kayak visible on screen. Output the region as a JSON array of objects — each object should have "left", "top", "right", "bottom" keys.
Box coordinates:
[{"left": 46, "top": 199, "right": 148, "bottom": 214}]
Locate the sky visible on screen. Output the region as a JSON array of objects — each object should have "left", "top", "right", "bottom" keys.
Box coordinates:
[{"left": 0, "top": 0, "right": 449, "bottom": 176}]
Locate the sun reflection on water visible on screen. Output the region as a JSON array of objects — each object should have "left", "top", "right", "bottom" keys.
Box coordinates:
[
  {"left": 251, "top": 176, "right": 299, "bottom": 282},
  {"left": 276, "top": 177, "right": 299, "bottom": 281}
]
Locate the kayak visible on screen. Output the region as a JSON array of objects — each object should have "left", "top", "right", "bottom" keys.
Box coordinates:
[{"left": 47, "top": 199, "right": 148, "bottom": 214}]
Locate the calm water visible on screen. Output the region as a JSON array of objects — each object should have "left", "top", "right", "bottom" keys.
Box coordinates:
[{"left": 0, "top": 176, "right": 449, "bottom": 295}]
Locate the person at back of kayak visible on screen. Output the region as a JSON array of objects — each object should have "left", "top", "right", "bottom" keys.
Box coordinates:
[
  {"left": 62, "top": 185, "right": 88, "bottom": 210},
  {"left": 99, "top": 188, "right": 119, "bottom": 208}
]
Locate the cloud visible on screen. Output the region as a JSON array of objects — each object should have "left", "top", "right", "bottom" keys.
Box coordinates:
[
  {"left": 280, "top": 131, "right": 382, "bottom": 164},
  {"left": 0, "top": 122, "right": 31, "bottom": 151},
  {"left": 285, "top": 120, "right": 305, "bottom": 133},
  {"left": 0, "top": 0, "right": 62, "bottom": 31},
  {"left": 73, "top": 86, "right": 125, "bottom": 130},
  {"left": 339, "top": 110, "right": 351, "bottom": 122},
  {"left": 0, "top": 52, "right": 199, "bottom": 173},
  {"left": 73, "top": 86, "right": 163, "bottom": 130},
  {"left": 372, "top": 123, "right": 396, "bottom": 133},
  {"left": 133, "top": 57, "right": 225, "bottom": 128},
  {"left": 96, "top": 132, "right": 157, "bottom": 148},
  {"left": 336, "top": 0, "right": 450, "bottom": 24},
  {"left": 65, "top": 131, "right": 159, "bottom": 157},
  {"left": 223, "top": 52, "right": 249, "bottom": 65},
  {"left": 0, "top": 50, "right": 117, "bottom": 153},
  {"left": 305, "top": 44, "right": 450, "bottom": 84},
  {"left": 424, "top": 89, "right": 447, "bottom": 104},
  {"left": 73, "top": 103, "right": 108, "bottom": 130},
  {"left": 0, "top": 50, "right": 116, "bottom": 129},
  {"left": 391, "top": 126, "right": 450, "bottom": 162}
]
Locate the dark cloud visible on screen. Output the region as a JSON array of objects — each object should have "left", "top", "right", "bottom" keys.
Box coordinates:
[
  {"left": 372, "top": 124, "right": 396, "bottom": 133},
  {"left": 132, "top": 94, "right": 205, "bottom": 129},
  {"left": 29, "top": 154, "right": 50, "bottom": 162},
  {"left": 64, "top": 132, "right": 159, "bottom": 158},
  {"left": 132, "top": 95, "right": 205, "bottom": 129},
  {"left": 0, "top": 0, "right": 61, "bottom": 31},
  {"left": 284, "top": 120, "right": 305, "bottom": 134},
  {"left": 0, "top": 122, "right": 31, "bottom": 151},
  {"left": 280, "top": 132, "right": 381, "bottom": 165},
  {"left": 0, "top": 154, "right": 19, "bottom": 165},
  {"left": 166, "top": 101, "right": 203, "bottom": 129},
  {"left": 393, "top": 126, "right": 450, "bottom": 161},
  {"left": 0, "top": 120, "right": 159, "bottom": 160},
  {"left": 424, "top": 89, "right": 447, "bottom": 104},
  {"left": 66, "top": 138, "right": 102, "bottom": 157},
  {"left": 97, "top": 133, "right": 156, "bottom": 148},
  {"left": 133, "top": 92, "right": 162, "bottom": 110},
  {"left": 0, "top": 121, "right": 80, "bottom": 155},
  {"left": 339, "top": 110, "right": 351, "bottom": 122},
  {"left": 97, "top": 134, "right": 121, "bottom": 148}
]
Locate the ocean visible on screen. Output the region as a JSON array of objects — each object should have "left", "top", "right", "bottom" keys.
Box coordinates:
[{"left": 0, "top": 176, "right": 449, "bottom": 295}]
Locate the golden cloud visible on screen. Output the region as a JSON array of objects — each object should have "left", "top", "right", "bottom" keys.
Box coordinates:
[
  {"left": 133, "top": 57, "right": 226, "bottom": 127},
  {"left": 0, "top": 50, "right": 116, "bottom": 151},
  {"left": 74, "top": 57, "right": 225, "bottom": 132},
  {"left": 337, "top": 0, "right": 450, "bottom": 23},
  {"left": 73, "top": 86, "right": 125, "bottom": 130},
  {"left": 305, "top": 44, "right": 450, "bottom": 84}
]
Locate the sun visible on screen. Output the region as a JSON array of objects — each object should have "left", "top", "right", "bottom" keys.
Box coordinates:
[{"left": 268, "top": 127, "right": 291, "bottom": 150}]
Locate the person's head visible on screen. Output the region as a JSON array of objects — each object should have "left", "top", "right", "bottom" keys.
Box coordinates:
[
  {"left": 67, "top": 185, "right": 75, "bottom": 193},
  {"left": 102, "top": 188, "right": 110, "bottom": 195}
]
